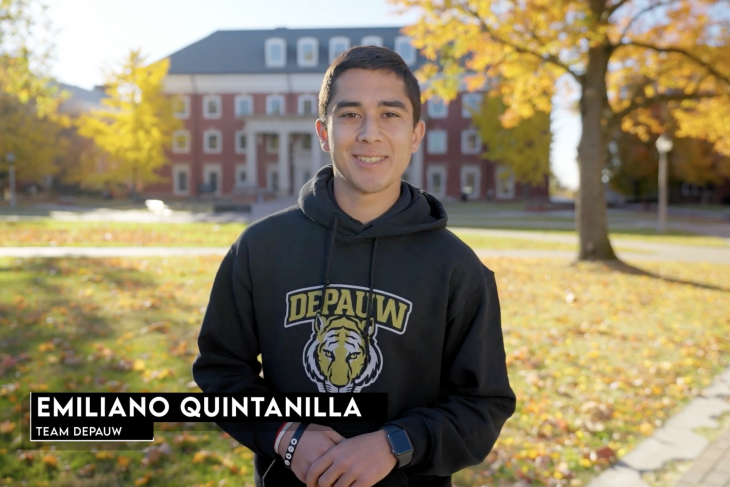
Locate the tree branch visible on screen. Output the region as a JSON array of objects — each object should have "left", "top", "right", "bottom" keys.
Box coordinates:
[
  {"left": 619, "top": 40, "right": 730, "bottom": 87},
  {"left": 619, "top": 0, "right": 681, "bottom": 39},
  {"left": 608, "top": 91, "right": 721, "bottom": 130},
  {"left": 456, "top": 0, "right": 583, "bottom": 84},
  {"left": 607, "top": 0, "right": 631, "bottom": 17}
]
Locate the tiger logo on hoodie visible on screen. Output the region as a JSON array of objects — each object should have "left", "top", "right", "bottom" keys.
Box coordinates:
[{"left": 303, "top": 314, "right": 383, "bottom": 393}]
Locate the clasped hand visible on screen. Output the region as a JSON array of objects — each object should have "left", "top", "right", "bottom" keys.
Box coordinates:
[{"left": 277, "top": 423, "right": 397, "bottom": 487}]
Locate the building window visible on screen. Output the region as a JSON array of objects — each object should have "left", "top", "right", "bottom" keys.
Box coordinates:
[
  {"left": 173, "top": 165, "right": 190, "bottom": 195},
  {"left": 394, "top": 36, "right": 416, "bottom": 65},
  {"left": 267, "top": 166, "right": 279, "bottom": 192},
  {"left": 461, "top": 129, "right": 482, "bottom": 154},
  {"left": 427, "top": 165, "right": 446, "bottom": 197},
  {"left": 235, "top": 163, "right": 247, "bottom": 186},
  {"left": 266, "top": 95, "right": 285, "bottom": 115},
  {"left": 265, "top": 38, "right": 286, "bottom": 67},
  {"left": 361, "top": 36, "right": 383, "bottom": 47},
  {"left": 234, "top": 130, "right": 247, "bottom": 154},
  {"left": 427, "top": 130, "right": 447, "bottom": 154},
  {"left": 235, "top": 95, "right": 253, "bottom": 116},
  {"left": 171, "top": 130, "right": 190, "bottom": 153},
  {"left": 427, "top": 97, "right": 448, "bottom": 118},
  {"left": 298, "top": 95, "right": 317, "bottom": 116},
  {"left": 173, "top": 96, "right": 189, "bottom": 119},
  {"left": 329, "top": 36, "right": 350, "bottom": 63},
  {"left": 267, "top": 134, "right": 280, "bottom": 153},
  {"left": 462, "top": 93, "right": 483, "bottom": 118},
  {"left": 460, "top": 165, "right": 481, "bottom": 198},
  {"left": 496, "top": 165, "right": 515, "bottom": 199},
  {"left": 203, "top": 95, "right": 221, "bottom": 119},
  {"left": 302, "top": 134, "right": 312, "bottom": 149},
  {"left": 203, "top": 129, "right": 222, "bottom": 154},
  {"left": 203, "top": 164, "right": 222, "bottom": 195},
  {"left": 297, "top": 37, "right": 318, "bottom": 67}
]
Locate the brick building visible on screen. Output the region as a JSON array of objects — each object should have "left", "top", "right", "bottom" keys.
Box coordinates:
[{"left": 147, "top": 27, "right": 549, "bottom": 202}]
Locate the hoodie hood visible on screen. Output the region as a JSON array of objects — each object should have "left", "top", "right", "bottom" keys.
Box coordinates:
[{"left": 298, "top": 165, "right": 447, "bottom": 240}]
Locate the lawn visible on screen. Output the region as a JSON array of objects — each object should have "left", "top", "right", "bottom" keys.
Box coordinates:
[{"left": 1, "top": 254, "right": 728, "bottom": 486}]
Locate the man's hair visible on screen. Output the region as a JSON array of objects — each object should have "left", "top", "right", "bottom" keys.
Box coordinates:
[{"left": 318, "top": 45, "right": 421, "bottom": 127}]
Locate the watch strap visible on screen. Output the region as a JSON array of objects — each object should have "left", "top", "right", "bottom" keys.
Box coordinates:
[{"left": 382, "top": 424, "right": 413, "bottom": 468}]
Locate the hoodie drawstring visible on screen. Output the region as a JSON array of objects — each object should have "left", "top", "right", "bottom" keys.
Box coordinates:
[{"left": 317, "top": 213, "right": 379, "bottom": 324}]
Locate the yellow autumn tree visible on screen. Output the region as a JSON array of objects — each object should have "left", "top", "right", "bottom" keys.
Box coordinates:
[
  {"left": 470, "top": 95, "right": 551, "bottom": 186},
  {"left": 76, "top": 50, "right": 181, "bottom": 194},
  {"left": 393, "top": 0, "right": 730, "bottom": 261}
]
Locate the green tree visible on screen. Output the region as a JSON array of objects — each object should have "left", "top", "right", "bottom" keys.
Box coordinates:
[
  {"left": 394, "top": 0, "right": 730, "bottom": 261},
  {"left": 76, "top": 50, "right": 181, "bottom": 194}
]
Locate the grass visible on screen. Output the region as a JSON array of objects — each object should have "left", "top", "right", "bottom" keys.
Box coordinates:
[{"left": 1, "top": 254, "right": 729, "bottom": 486}]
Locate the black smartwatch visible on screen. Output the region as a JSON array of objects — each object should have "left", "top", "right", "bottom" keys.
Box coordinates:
[{"left": 381, "top": 424, "right": 414, "bottom": 468}]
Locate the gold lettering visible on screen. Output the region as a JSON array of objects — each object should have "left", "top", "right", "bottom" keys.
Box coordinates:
[
  {"left": 354, "top": 291, "right": 369, "bottom": 318},
  {"left": 334, "top": 289, "right": 354, "bottom": 316},
  {"left": 376, "top": 296, "right": 409, "bottom": 330},
  {"left": 289, "top": 294, "right": 307, "bottom": 322},
  {"left": 306, "top": 290, "right": 322, "bottom": 318},
  {"left": 322, "top": 288, "right": 339, "bottom": 315}
]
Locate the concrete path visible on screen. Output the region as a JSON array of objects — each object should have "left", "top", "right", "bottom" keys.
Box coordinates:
[
  {"left": 676, "top": 425, "right": 730, "bottom": 486},
  {"left": 588, "top": 367, "right": 730, "bottom": 487}
]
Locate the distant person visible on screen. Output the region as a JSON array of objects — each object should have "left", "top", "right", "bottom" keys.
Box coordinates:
[{"left": 193, "top": 46, "right": 515, "bottom": 487}]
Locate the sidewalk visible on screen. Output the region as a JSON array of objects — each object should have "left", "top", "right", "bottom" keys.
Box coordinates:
[{"left": 676, "top": 425, "right": 730, "bottom": 486}]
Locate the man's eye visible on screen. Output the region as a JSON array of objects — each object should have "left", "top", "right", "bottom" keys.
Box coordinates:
[
  {"left": 383, "top": 112, "right": 399, "bottom": 118},
  {"left": 341, "top": 112, "right": 360, "bottom": 118}
]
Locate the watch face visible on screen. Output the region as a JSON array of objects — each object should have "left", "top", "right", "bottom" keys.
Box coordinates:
[{"left": 388, "top": 430, "right": 413, "bottom": 455}]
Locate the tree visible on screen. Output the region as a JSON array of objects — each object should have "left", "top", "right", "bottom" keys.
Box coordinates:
[
  {"left": 393, "top": 0, "right": 730, "bottom": 261},
  {"left": 470, "top": 95, "right": 551, "bottom": 187},
  {"left": 76, "top": 50, "right": 181, "bottom": 194}
]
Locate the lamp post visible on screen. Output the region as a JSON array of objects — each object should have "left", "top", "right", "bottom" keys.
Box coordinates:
[
  {"left": 655, "top": 135, "right": 673, "bottom": 234},
  {"left": 7, "top": 152, "right": 16, "bottom": 209}
]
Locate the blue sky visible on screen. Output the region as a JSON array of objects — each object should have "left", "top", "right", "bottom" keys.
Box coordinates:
[{"left": 46, "top": 0, "right": 580, "bottom": 189}]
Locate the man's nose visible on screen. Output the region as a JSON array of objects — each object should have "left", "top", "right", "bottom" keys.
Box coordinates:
[{"left": 357, "top": 115, "right": 382, "bottom": 143}]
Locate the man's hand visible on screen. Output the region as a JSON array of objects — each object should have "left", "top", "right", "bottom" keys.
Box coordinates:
[
  {"left": 277, "top": 423, "right": 345, "bottom": 483},
  {"left": 305, "top": 429, "right": 397, "bottom": 487}
]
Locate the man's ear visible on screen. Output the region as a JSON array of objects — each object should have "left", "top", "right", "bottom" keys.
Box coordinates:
[
  {"left": 411, "top": 120, "right": 426, "bottom": 154},
  {"left": 315, "top": 118, "right": 331, "bottom": 153}
]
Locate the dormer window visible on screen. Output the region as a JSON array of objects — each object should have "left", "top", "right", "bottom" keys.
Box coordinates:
[
  {"left": 361, "top": 36, "right": 383, "bottom": 47},
  {"left": 329, "top": 37, "right": 350, "bottom": 63},
  {"left": 265, "top": 38, "right": 286, "bottom": 67},
  {"left": 297, "top": 37, "right": 318, "bottom": 67},
  {"left": 395, "top": 36, "right": 416, "bottom": 65}
]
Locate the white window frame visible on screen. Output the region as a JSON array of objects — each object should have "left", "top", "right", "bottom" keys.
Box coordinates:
[
  {"left": 203, "top": 129, "right": 222, "bottom": 154},
  {"left": 234, "top": 130, "right": 247, "bottom": 154},
  {"left": 461, "top": 129, "right": 482, "bottom": 155},
  {"left": 203, "top": 163, "right": 223, "bottom": 196},
  {"left": 266, "top": 164, "right": 279, "bottom": 192},
  {"left": 460, "top": 165, "right": 481, "bottom": 199},
  {"left": 267, "top": 134, "right": 280, "bottom": 153},
  {"left": 173, "top": 95, "right": 190, "bottom": 119},
  {"left": 266, "top": 95, "right": 285, "bottom": 115},
  {"left": 427, "top": 97, "right": 448, "bottom": 118},
  {"left": 462, "top": 93, "right": 483, "bottom": 118},
  {"left": 394, "top": 36, "right": 416, "bottom": 65},
  {"left": 234, "top": 95, "right": 253, "bottom": 117},
  {"left": 298, "top": 94, "right": 317, "bottom": 116},
  {"left": 265, "top": 38, "right": 287, "bottom": 67},
  {"left": 171, "top": 130, "right": 190, "bottom": 154},
  {"left": 427, "top": 130, "right": 447, "bottom": 154},
  {"left": 172, "top": 164, "right": 190, "bottom": 196},
  {"left": 297, "top": 37, "right": 319, "bottom": 67},
  {"left": 203, "top": 95, "right": 221, "bottom": 119},
  {"left": 426, "top": 165, "right": 447, "bottom": 198},
  {"left": 361, "top": 36, "right": 383, "bottom": 47},
  {"left": 329, "top": 36, "right": 351, "bottom": 63},
  {"left": 495, "top": 165, "right": 516, "bottom": 199},
  {"left": 234, "top": 163, "right": 248, "bottom": 187}
]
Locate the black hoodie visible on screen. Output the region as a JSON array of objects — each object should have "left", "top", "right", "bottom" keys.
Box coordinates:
[{"left": 192, "top": 165, "right": 516, "bottom": 487}]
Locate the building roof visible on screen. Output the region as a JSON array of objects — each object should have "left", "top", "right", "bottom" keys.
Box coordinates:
[
  {"left": 57, "top": 82, "right": 106, "bottom": 115},
  {"left": 166, "top": 27, "right": 427, "bottom": 75}
]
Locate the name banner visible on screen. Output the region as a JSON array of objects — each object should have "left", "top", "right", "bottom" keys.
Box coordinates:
[{"left": 29, "top": 392, "right": 388, "bottom": 442}]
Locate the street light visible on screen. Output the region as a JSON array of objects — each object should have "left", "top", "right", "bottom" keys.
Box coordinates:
[
  {"left": 655, "top": 135, "right": 673, "bottom": 234},
  {"left": 6, "top": 152, "right": 16, "bottom": 209}
]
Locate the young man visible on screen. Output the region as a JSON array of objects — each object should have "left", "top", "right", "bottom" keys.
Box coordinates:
[{"left": 192, "top": 46, "right": 516, "bottom": 487}]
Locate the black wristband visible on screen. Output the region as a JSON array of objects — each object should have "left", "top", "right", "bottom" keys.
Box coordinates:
[{"left": 283, "top": 422, "right": 309, "bottom": 470}]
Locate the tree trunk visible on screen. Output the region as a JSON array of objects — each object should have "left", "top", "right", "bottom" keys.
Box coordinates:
[{"left": 576, "top": 44, "right": 618, "bottom": 261}]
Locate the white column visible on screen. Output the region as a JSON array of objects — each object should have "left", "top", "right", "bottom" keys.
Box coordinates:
[
  {"left": 246, "top": 131, "right": 257, "bottom": 188},
  {"left": 278, "top": 131, "right": 290, "bottom": 196},
  {"left": 411, "top": 141, "right": 424, "bottom": 189},
  {"left": 311, "top": 130, "right": 324, "bottom": 177}
]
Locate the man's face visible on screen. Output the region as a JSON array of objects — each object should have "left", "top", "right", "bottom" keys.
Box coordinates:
[{"left": 316, "top": 69, "right": 425, "bottom": 196}]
